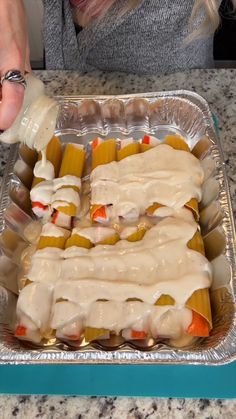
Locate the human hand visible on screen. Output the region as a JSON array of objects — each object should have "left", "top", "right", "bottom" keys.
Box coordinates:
[{"left": 0, "top": 0, "right": 31, "bottom": 131}]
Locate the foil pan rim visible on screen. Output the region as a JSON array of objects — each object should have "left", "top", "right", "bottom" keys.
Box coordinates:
[{"left": 54, "top": 89, "right": 215, "bottom": 105}]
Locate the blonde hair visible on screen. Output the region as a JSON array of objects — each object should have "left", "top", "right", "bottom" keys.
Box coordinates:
[
  {"left": 78, "top": 0, "right": 236, "bottom": 39},
  {"left": 189, "top": 0, "right": 236, "bottom": 41}
]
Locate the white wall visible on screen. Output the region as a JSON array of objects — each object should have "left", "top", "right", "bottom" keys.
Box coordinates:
[{"left": 23, "top": 0, "right": 44, "bottom": 63}]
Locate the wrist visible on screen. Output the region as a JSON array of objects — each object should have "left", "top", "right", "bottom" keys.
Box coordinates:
[{"left": 0, "top": 0, "right": 24, "bottom": 13}]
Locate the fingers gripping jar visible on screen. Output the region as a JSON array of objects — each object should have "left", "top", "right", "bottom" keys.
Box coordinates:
[{"left": 0, "top": 74, "right": 59, "bottom": 152}]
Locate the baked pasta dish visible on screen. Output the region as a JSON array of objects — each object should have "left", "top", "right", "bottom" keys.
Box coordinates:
[{"left": 15, "top": 134, "right": 212, "bottom": 348}]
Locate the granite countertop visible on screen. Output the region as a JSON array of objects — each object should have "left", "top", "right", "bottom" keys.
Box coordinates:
[{"left": 0, "top": 69, "right": 235, "bottom": 418}]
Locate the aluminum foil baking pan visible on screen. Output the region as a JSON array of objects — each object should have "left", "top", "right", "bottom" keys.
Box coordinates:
[{"left": 0, "top": 90, "right": 235, "bottom": 365}]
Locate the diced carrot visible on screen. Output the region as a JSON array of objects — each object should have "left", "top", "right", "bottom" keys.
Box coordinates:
[
  {"left": 52, "top": 210, "right": 72, "bottom": 229},
  {"left": 92, "top": 205, "right": 107, "bottom": 221},
  {"left": 131, "top": 330, "right": 147, "bottom": 339},
  {"left": 32, "top": 201, "right": 48, "bottom": 210},
  {"left": 187, "top": 311, "right": 210, "bottom": 337},
  {"left": 142, "top": 135, "right": 150, "bottom": 144},
  {"left": 92, "top": 138, "right": 101, "bottom": 150},
  {"left": 64, "top": 334, "right": 81, "bottom": 341},
  {"left": 15, "top": 325, "right": 27, "bottom": 336},
  {"left": 51, "top": 210, "right": 59, "bottom": 224}
]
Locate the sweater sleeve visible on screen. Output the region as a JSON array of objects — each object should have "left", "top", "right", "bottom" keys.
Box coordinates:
[{"left": 43, "top": 0, "right": 81, "bottom": 70}]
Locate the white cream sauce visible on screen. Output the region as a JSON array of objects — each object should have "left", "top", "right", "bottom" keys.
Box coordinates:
[
  {"left": 146, "top": 136, "right": 161, "bottom": 146},
  {"left": 149, "top": 306, "right": 192, "bottom": 339},
  {"left": 30, "top": 180, "right": 53, "bottom": 205},
  {"left": 72, "top": 226, "right": 117, "bottom": 243},
  {"left": 53, "top": 274, "right": 210, "bottom": 307},
  {"left": 40, "top": 222, "right": 69, "bottom": 238},
  {"left": 33, "top": 149, "right": 55, "bottom": 180},
  {"left": 27, "top": 218, "right": 212, "bottom": 297},
  {"left": 16, "top": 282, "right": 52, "bottom": 332},
  {"left": 90, "top": 144, "right": 204, "bottom": 219},
  {"left": 27, "top": 247, "right": 64, "bottom": 284},
  {"left": 53, "top": 175, "right": 81, "bottom": 191},
  {"left": 153, "top": 207, "right": 195, "bottom": 222},
  {"left": 17, "top": 217, "right": 211, "bottom": 341},
  {"left": 31, "top": 176, "right": 82, "bottom": 216},
  {"left": 119, "top": 226, "right": 138, "bottom": 239},
  {"left": 51, "top": 187, "right": 80, "bottom": 208},
  {"left": 34, "top": 247, "right": 64, "bottom": 258},
  {"left": 62, "top": 244, "right": 210, "bottom": 284},
  {"left": 120, "top": 138, "right": 135, "bottom": 148},
  {"left": 56, "top": 320, "right": 83, "bottom": 339},
  {"left": 28, "top": 257, "right": 62, "bottom": 285},
  {"left": 50, "top": 299, "right": 192, "bottom": 339}
]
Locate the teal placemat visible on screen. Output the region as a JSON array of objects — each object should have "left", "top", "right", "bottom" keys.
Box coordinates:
[{"left": 0, "top": 363, "right": 235, "bottom": 398}]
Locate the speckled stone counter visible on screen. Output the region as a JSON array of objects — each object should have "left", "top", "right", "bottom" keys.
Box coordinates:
[
  {"left": 0, "top": 69, "right": 235, "bottom": 417},
  {"left": 0, "top": 395, "right": 236, "bottom": 418}
]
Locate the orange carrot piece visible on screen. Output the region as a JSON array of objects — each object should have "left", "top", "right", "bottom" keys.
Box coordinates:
[
  {"left": 142, "top": 135, "right": 150, "bottom": 144},
  {"left": 92, "top": 206, "right": 107, "bottom": 221},
  {"left": 15, "top": 325, "right": 27, "bottom": 337},
  {"left": 32, "top": 202, "right": 48, "bottom": 210},
  {"left": 131, "top": 330, "right": 147, "bottom": 339},
  {"left": 64, "top": 334, "right": 81, "bottom": 341},
  {"left": 187, "top": 311, "right": 210, "bottom": 337},
  {"left": 92, "top": 138, "right": 100, "bottom": 150},
  {"left": 51, "top": 211, "right": 59, "bottom": 224}
]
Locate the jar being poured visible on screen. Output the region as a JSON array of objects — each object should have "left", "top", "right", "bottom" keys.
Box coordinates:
[{"left": 0, "top": 74, "right": 59, "bottom": 178}]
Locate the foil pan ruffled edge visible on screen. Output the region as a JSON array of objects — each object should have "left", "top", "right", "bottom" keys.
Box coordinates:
[{"left": 0, "top": 89, "right": 235, "bottom": 365}]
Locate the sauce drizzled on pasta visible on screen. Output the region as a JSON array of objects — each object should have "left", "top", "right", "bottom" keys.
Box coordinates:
[
  {"left": 91, "top": 144, "right": 204, "bottom": 219},
  {"left": 16, "top": 216, "right": 212, "bottom": 341}
]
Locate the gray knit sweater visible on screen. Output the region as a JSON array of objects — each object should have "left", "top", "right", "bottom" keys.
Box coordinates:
[{"left": 43, "top": 0, "right": 214, "bottom": 75}]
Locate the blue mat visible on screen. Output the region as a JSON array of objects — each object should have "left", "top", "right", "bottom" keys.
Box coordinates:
[{"left": 0, "top": 363, "right": 235, "bottom": 398}]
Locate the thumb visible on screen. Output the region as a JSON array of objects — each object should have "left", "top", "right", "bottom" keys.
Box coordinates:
[{"left": 0, "top": 73, "right": 25, "bottom": 131}]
